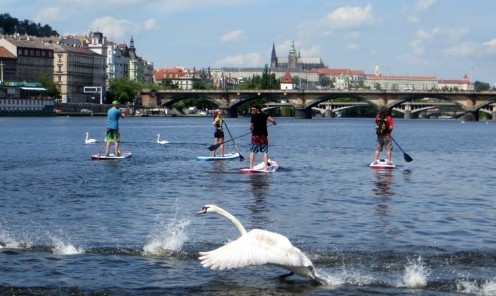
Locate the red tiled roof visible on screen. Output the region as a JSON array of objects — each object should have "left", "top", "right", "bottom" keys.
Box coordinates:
[
  {"left": 0, "top": 46, "right": 16, "bottom": 59},
  {"left": 281, "top": 71, "right": 292, "bottom": 83}
]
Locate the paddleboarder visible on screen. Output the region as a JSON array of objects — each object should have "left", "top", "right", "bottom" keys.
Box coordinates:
[
  {"left": 249, "top": 105, "right": 276, "bottom": 170},
  {"left": 104, "top": 100, "right": 125, "bottom": 156},
  {"left": 212, "top": 110, "right": 224, "bottom": 157},
  {"left": 373, "top": 106, "right": 394, "bottom": 165}
]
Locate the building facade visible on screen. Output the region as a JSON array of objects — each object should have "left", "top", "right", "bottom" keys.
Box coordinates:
[
  {"left": 0, "top": 36, "right": 54, "bottom": 83},
  {"left": 50, "top": 44, "right": 106, "bottom": 103}
]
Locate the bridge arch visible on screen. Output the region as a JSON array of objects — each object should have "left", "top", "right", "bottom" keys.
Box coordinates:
[{"left": 140, "top": 89, "right": 496, "bottom": 120}]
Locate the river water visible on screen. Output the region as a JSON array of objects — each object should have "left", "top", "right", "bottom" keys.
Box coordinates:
[{"left": 0, "top": 116, "right": 495, "bottom": 295}]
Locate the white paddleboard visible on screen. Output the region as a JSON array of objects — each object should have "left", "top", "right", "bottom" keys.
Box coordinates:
[
  {"left": 197, "top": 152, "right": 240, "bottom": 161},
  {"left": 370, "top": 159, "right": 395, "bottom": 169},
  {"left": 91, "top": 151, "right": 132, "bottom": 160},
  {"left": 240, "top": 160, "right": 279, "bottom": 174}
]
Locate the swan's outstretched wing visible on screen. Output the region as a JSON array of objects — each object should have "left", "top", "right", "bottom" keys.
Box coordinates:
[{"left": 199, "top": 229, "right": 313, "bottom": 271}]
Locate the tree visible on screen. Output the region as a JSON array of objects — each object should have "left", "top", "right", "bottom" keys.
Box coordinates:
[
  {"left": 319, "top": 76, "right": 332, "bottom": 88},
  {"left": 37, "top": 74, "right": 61, "bottom": 101},
  {"left": 108, "top": 78, "right": 143, "bottom": 104},
  {"left": 161, "top": 78, "right": 179, "bottom": 89},
  {"left": 260, "top": 64, "right": 279, "bottom": 89},
  {"left": 0, "top": 13, "right": 58, "bottom": 36},
  {"left": 474, "top": 81, "right": 490, "bottom": 92}
]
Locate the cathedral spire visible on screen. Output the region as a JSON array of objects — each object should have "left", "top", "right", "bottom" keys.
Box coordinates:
[{"left": 271, "top": 42, "right": 277, "bottom": 68}]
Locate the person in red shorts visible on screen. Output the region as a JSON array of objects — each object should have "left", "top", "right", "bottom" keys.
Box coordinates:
[
  {"left": 249, "top": 105, "right": 276, "bottom": 170},
  {"left": 373, "top": 106, "right": 394, "bottom": 165}
]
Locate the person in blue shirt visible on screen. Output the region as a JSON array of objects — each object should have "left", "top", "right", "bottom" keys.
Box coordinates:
[{"left": 104, "top": 100, "right": 125, "bottom": 156}]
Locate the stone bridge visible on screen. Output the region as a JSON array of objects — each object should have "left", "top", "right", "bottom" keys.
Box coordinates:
[{"left": 140, "top": 89, "right": 496, "bottom": 120}]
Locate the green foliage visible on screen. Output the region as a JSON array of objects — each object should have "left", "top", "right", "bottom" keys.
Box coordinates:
[
  {"left": 238, "top": 68, "right": 280, "bottom": 90},
  {"left": 108, "top": 78, "right": 143, "bottom": 104},
  {"left": 261, "top": 64, "right": 279, "bottom": 89},
  {"left": 37, "top": 74, "right": 61, "bottom": 100},
  {"left": 161, "top": 78, "right": 179, "bottom": 89},
  {"left": 319, "top": 76, "right": 332, "bottom": 88},
  {"left": 0, "top": 13, "right": 58, "bottom": 36},
  {"left": 474, "top": 81, "right": 491, "bottom": 92}
]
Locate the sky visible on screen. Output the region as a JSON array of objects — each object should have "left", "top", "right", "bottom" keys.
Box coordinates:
[{"left": 1, "top": 0, "right": 495, "bottom": 83}]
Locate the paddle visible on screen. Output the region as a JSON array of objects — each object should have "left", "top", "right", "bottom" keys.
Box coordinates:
[
  {"left": 222, "top": 120, "right": 245, "bottom": 161},
  {"left": 208, "top": 123, "right": 275, "bottom": 151},
  {"left": 390, "top": 136, "right": 413, "bottom": 162},
  {"left": 208, "top": 130, "right": 252, "bottom": 151}
]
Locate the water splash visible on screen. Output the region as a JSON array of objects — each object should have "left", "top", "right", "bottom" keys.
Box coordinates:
[
  {"left": 457, "top": 279, "right": 496, "bottom": 295},
  {"left": 143, "top": 217, "right": 190, "bottom": 256},
  {"left": 399, "top": 256, "right": 428, "bottom": 288},
  {"left": 51, "top": 237, "right": 85, "bottom": 255},
  {"left": 0, "top": 225, "right": 33, "bottom": 249},
  {"left": 315, "top": 267, "right": 375, "bottom": 287}
]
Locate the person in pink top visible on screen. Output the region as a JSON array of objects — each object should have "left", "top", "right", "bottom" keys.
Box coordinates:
[{"left": 373, "top": 106, "right": 394, "bottom": 165}]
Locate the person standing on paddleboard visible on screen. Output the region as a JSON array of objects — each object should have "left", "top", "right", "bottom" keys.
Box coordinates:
[
  {"left": 373, "top": 106, "right": 394, "bottom": 165},
  {"left": 212, "top": 110, "right": 225, "bottom": 157},
  {"left": 249, "top": 105, "right": 276, "bottom": 170},
  {"left": 104, "top": 100, "right": 125, "bottom": 156}
]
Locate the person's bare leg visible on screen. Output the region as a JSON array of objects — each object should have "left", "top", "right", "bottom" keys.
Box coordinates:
[
  {"left": 374, "top": 149, "right": 380, "bottom": 163},
  {"left": 249, "top": 152, "right": 255, "bottom": 170},
  {"left": 104, "top": 141, "right": 110, "bottom": 156},
  {"left": 263, "top": 153, "right": 269, "bottom": 170}
]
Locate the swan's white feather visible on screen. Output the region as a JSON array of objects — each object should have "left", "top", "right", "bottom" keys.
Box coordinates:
[
  {"left": 199, "top": 228, "right": 312, "bottom": 271},
  {"left": 157, "top": 134, "right": 169, "bottom": 144},
  {"left": 85, "top": 132, "right": 97, "bottom": 144},
  {"left": 197, "top": 204, "right": 322, "bottom": 282}
]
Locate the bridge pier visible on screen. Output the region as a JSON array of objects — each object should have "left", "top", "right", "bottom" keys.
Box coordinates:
[
  {"left": 295, "top": 108, "right": 312, "bottom": 119},
  {"left": 493, "top": 111, "right": 496, "bottom": 120},
  {"left": 324, "top": 109, "right": 334, "bottom": 118},
  {"left": 404, "top": 110, "right": 411, "bottom": 119},
  {"left": 219, "top": 108, "right": 238, "bottom": 118},
  {"left": 463, "top": 111, "right": 479, "bottom": 121}
]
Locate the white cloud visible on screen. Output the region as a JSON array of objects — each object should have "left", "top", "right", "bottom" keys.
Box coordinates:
[
  {"left": 300, "top": 45, "right": 321, "bottom": 57},
  {"left": 220, "top": 30, "right": 244, "bottom": 42},
  {"left": 347, "top": 43, "right": 360, "bottom": 50},
  {"left": 90, "top": 17, "right": 140, "bottom": 39},
  {"left": 415, "top": 0, "right": 437, "bottom": 11},
  {"left": 152, "top": 0, "right": 251, "bottom": 13},
  {"left": 214, "top": 52, "right": 261, "bottom": 67},
  {"left": 324, "top": 4, "right": 378, "bottom": 29},
  {"left": 144, "top": 19, "right": 159, "bottom": 30},
  {"left": 34, "top": 7, "right": 68, "bottom": 23},
  {"left": 444, "top": 39, "right": 496, "bottom": 57}
]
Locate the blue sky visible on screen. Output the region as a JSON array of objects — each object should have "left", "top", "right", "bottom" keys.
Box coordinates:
[{"left": 2, "top": 0, "right": 495, "bottom": 83}]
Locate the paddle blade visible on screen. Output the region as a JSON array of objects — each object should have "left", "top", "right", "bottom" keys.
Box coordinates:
[
  {"left": 239, "top": 154, "right": 245, "bottom": 161},
  {"left": 208, "top": 144, "right": 220, "bottom": 151},
  {"left": 403, "top": 153, "right": 413, "bottom": 162}
]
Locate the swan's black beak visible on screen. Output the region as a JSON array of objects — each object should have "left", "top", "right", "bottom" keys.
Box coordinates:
[{"left": 196, "top": 206, "right": 209, "bottom": 215}]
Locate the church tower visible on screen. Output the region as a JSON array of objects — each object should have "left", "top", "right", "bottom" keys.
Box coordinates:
[
  {"left": 270, "top": 43, "right": 278, "bottom": 68},
  {"left": 288, "top": 40, "right": 298, "bottom": 69}
]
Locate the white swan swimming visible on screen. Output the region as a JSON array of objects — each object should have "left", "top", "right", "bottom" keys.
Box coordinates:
[
  {"left": 157, "top": 134, "right": 169, "bottom": 144},
  {"left": 197, "top": 204, "right": 324, "bottom": 284},
  {"left": 85, "top": 132, "right": 97, "bottom": 144}
]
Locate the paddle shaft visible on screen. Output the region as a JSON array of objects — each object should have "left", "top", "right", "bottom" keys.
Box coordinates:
[
  {"left": 208, "top": 123, "right": 274, "bottom": 151},
  {"left": 208, "top": 130, "right": 251, "bottom": 151},
  {"left": 222, "top": 121, "right": 245, "bottom": 161},
  {"left": 390, "top": 136, "right": 413, "bottom": 162}
]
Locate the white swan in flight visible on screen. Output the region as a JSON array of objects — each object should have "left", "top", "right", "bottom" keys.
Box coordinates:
[
  {"left": 157, "top": 134, "right": 169, "bottom": 144},
  {"left": 85, "top": 132, "right": 97, "bottom": 144},
  {"left": 197, "top": 204, "right": 324, "bottom": 284}
]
